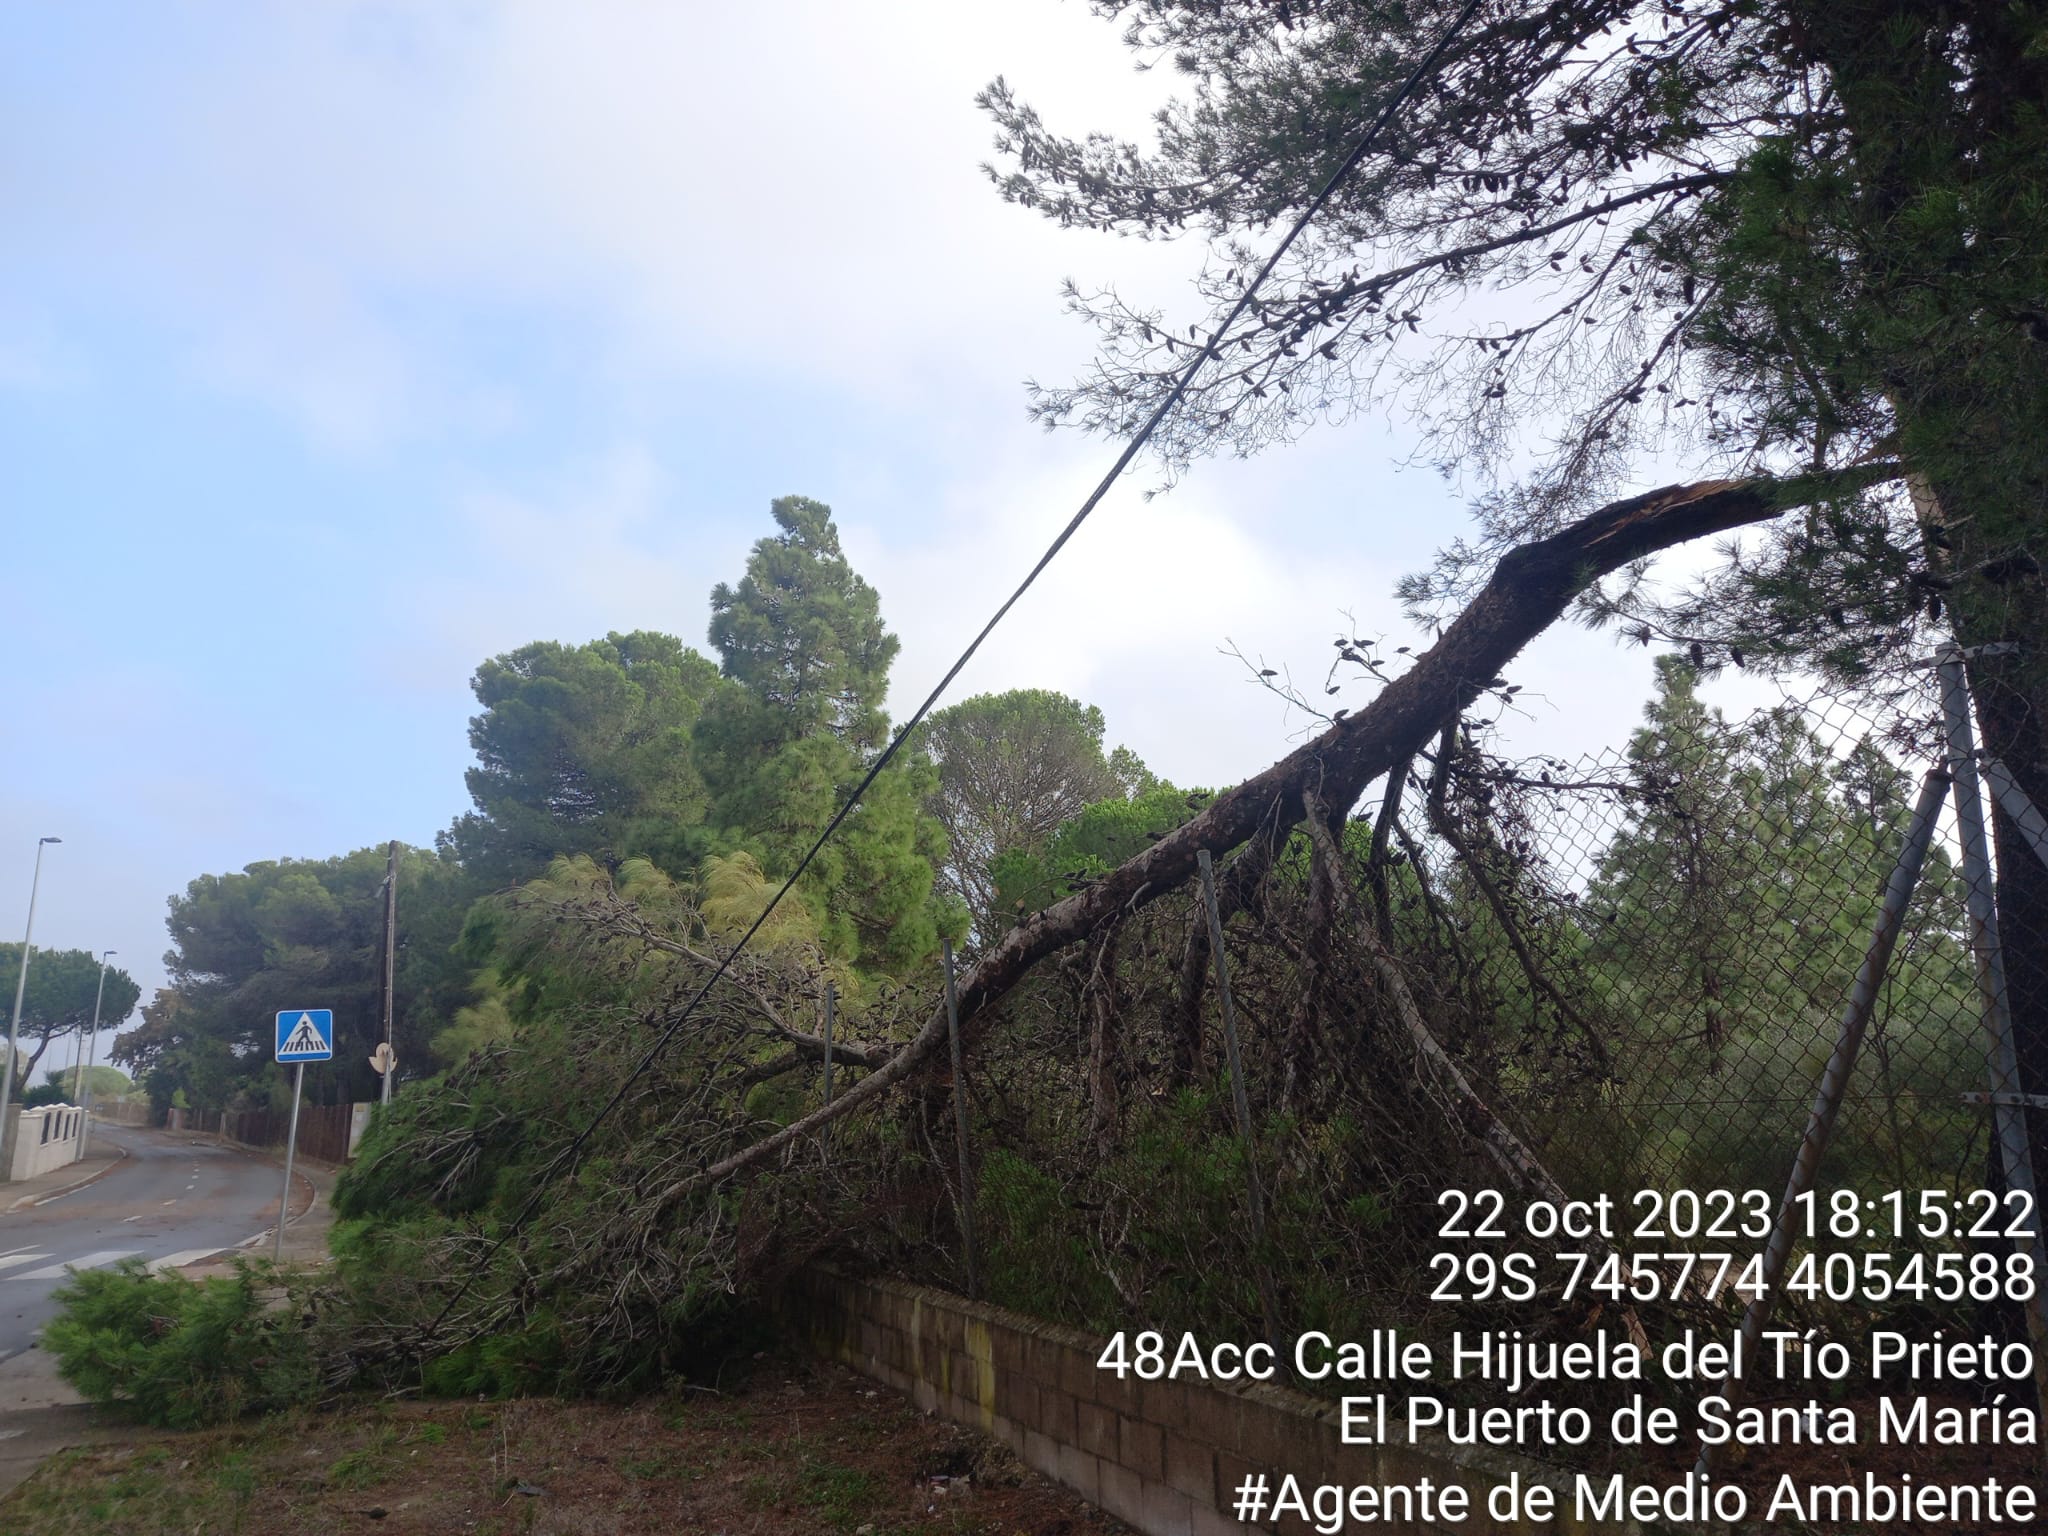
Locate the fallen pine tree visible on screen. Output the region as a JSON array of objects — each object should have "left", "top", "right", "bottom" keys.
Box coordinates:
[
  {"left": 317, "top": 463, "right": 1906, "bottom": 1389},
  {"left": 657, "top": 463, "right": 1901, "bottom": 1201}
]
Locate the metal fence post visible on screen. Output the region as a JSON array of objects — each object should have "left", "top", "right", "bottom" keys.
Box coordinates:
[
  {"left": 941, "top": 940, "right": 979, "bottom": 1299},
  {"left": 1197, "top": 847, "right": 1287, "bottom": 1360},
  {"left": 1936, "top": 650, "right": 2048, "bottom": 1413},
  {"left": 1703, "top": 766, "right": 1948, "bottom": 1475}
]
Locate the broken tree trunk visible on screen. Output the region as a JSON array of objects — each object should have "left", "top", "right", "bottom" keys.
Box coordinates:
[{"left": 659, "top": 466, "right": 1900, "bottom": 1205}]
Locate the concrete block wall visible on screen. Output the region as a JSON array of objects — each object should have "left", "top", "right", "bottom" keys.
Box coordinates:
[{"left": 786, "top": 1269, "right": 1612, "bottom": 1536}]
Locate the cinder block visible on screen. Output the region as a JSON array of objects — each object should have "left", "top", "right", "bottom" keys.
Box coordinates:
[
  {"left": 1213, "top": 1449, "right": 1257, "bottom": 1519},
  {"left": 1234, "top": 1397, "right": 1305, "bottom": 1469},
  {"left": 1139, "top": 1480, "right": 1199, "bottom": 1536},
  {"left": 1022, "top": 1428, "right": 1061, "bottom": 1480},
  {"left": 995, "top": 1369, "right": 1038, "bottom": 1425},
  {"left": 1054, "top": 1442, "right": 1103, "bottom": 1503},
  {"left": 1142, "top": 1376, "right": 1193, "bottom": 1433},
  {"left": 1091, "top": 1363, "right": 1142, "bottom": 1418},
  {"left": 991, "top": 1323, "right": 1029, "bottom": 1375},
  {"left": 1098, "top": 1461, "right": 1147, "bottom": 1527},
  {"left": 1186, "top": 1388, "right": 1242, "bottom": 1453},
  {"left": 1036, "top": 1385, "right": 1079, "bottom": 1443},
  {"left": 1061, "top": 1344, "right": 1102, "bottom": 1402},
  {"left": 952, "top": 1349, "right": 981, "bottom": 1396},
  {"left": 1192, "top": 1500, "right": 1259, "bottom": 1536},
  {"left": 1120, "top": 1414, "right": 1167, "bottom": 1482},
  {"left": 1076, "top": 1399, "right": 1119, "bottom": 1461},
  {"left": 1164, "top": 1430, "right": 1217, "bottom": 1505}
]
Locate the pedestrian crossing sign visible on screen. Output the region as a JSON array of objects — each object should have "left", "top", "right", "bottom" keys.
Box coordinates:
[{"left": 275, "top": 1009, "right": 335, "bottom": 1062}]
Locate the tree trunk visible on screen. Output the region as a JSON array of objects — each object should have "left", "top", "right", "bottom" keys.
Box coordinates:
[{"left": 1797, "top": 0, "right": 2048, "bottom": 1181}]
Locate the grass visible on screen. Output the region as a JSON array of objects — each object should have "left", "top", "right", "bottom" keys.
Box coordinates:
[{"left": 0, "top": 1362, "right": 1113, "bottom": 1535}]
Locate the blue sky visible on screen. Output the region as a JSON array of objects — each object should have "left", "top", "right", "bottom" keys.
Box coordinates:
[{"left": 2, "top": 2, "right": 1704, "bottom": 1054}]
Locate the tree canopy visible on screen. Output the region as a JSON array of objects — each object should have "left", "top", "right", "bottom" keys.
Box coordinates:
[
  {"left": 115, "top": 846, "right": 478, "bottom": 1113},
  {"left": 695, "top": 496, "right": 951, "bottom": 972},
  {"left": 441, "top": 631, "right": 721, "bottom": 885},
  {"left": 922, "top": 688, "right": 1153, "bottom": 937},
  {"left": 123, "top": 496, "right": 1000, "bottom": 1110},
  {"left": 0, "top": 946, "right": 139, "bottom": 1094}
]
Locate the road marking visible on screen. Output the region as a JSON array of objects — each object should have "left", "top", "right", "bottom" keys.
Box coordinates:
[
  {"left": 14, "top": 1250, "right": 138, "bottom": 1281},
  {"left": 161, "top": 1199, "right": 177, "bottom": 1206},
  {"left": 148, "top": 1249, "right": 221, "bottom": 1273},
  {"left": 121, "top": 1214, "right": 145, "bottom": 1223},
  {"left": 0, "top": 1252, "right": 52, "bottom": 1273}
]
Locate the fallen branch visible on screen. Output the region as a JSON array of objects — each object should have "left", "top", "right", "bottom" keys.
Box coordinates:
[{"left": 655, "top": 465, "right": 1901, "bottom": 1205}]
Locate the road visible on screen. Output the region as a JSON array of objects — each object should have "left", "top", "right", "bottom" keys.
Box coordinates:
[{"left": 0, "top": 1124, "right": 292, "bottom": 1363}]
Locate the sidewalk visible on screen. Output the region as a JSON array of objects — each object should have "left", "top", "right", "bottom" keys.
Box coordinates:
[{"left": 0, "top": 1142, "right": 127, "bottom": 1213}]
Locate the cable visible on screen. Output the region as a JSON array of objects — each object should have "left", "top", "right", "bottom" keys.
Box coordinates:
[{"left": 421, "top": 0, "right": 1488, "bottom": 1340}]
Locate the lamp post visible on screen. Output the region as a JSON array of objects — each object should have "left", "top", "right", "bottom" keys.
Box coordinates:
[
  {"left": 75, "top": 950, "right": 114, "bottom": 1159},
  {"left": 2, "top": 837, "right": 61, "bottom": 1173}
]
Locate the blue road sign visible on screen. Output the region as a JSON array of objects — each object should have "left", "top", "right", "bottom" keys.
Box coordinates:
[{"left": 275, "top": 1009, "right": 335, "bottom": 1062}]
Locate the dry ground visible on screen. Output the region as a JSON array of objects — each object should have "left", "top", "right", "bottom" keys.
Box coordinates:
[{"left": 0, "top": 1359, "right": 1132, "bottom": 1536}]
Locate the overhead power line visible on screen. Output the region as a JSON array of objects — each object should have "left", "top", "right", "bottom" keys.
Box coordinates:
[{"left": 424, "top": 0, "right": 1488, "bottom": 1340}]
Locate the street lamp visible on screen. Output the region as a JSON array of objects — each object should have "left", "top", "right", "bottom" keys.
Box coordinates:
[
  {"left": 2, "top": 836, "right": 62, "bottom": 1174},
  {"left": 75, "top": 950, "right": 114, "bottom": 1159}
]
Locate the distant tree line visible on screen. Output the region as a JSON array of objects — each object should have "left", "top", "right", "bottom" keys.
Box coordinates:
[{"left": 114, "top": 496, "right": 1152, "bottom": 1115}]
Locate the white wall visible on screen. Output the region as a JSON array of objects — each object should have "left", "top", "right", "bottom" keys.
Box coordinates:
[{"left": 7, "top": 1105, "right": 86, "bottom": 1181}]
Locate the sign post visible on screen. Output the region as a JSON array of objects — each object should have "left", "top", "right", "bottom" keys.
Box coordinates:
[{"left": 273, "top": 1009, "right": 334, "bottom": 1262}]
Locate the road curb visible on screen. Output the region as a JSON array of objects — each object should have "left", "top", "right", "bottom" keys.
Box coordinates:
[{"left": 4, "top": 1144, "right": 130, "bottom": 1213}]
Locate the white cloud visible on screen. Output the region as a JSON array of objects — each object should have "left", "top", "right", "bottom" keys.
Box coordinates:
[
  {"left": 395, "top": 441, "right": 746, "bottom": 688},
  {"left": 15, "top": 1, "right": 1199, "bottom": 448},
  {"left": 841, "top": 445, "right": 1418, "bottom": 789}
]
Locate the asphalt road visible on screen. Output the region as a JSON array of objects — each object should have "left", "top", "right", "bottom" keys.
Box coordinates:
[{"left": 0, "top": 1124, "right": 288, "bottom": 1362}]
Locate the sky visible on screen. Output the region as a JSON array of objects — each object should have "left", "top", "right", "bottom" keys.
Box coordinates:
[{"left": 0, "top": 2, "right": 1751, "bottom": 1062}]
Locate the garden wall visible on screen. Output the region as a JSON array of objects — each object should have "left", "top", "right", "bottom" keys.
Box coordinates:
[
  {"left": 4, "top": 1104, "right": 86, "bottom": 1181},
  {"left": 785, "top": 1269, "right": 1624, "bottom": 1536}
]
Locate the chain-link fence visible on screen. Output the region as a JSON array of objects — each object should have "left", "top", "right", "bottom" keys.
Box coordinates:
[
  {"left": 1402, "top": 665, "right": 1991, "bottom": 1211},
  {"left": 852, "top": 655, "right": 2046, "bottom": 1380}
]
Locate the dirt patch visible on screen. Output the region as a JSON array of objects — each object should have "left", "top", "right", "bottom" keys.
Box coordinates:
[{"left": 0, "top": 1358, "right": 1131, "bottom": 1535}]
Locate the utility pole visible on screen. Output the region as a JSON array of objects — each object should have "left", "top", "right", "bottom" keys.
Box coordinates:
[
  {"left": 380, "top": 840, "right": 398, "bottom": 1106},
  {"left": 76, "top": 950, "right": 114, "bottom": 1158},
  {"left": 2, "top": 837, "right": 61, "bottom": 1171}
]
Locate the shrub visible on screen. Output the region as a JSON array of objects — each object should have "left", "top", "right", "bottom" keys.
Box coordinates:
[{"left": 42, "top": 1258, "right": 320, "bottom": 1427}]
